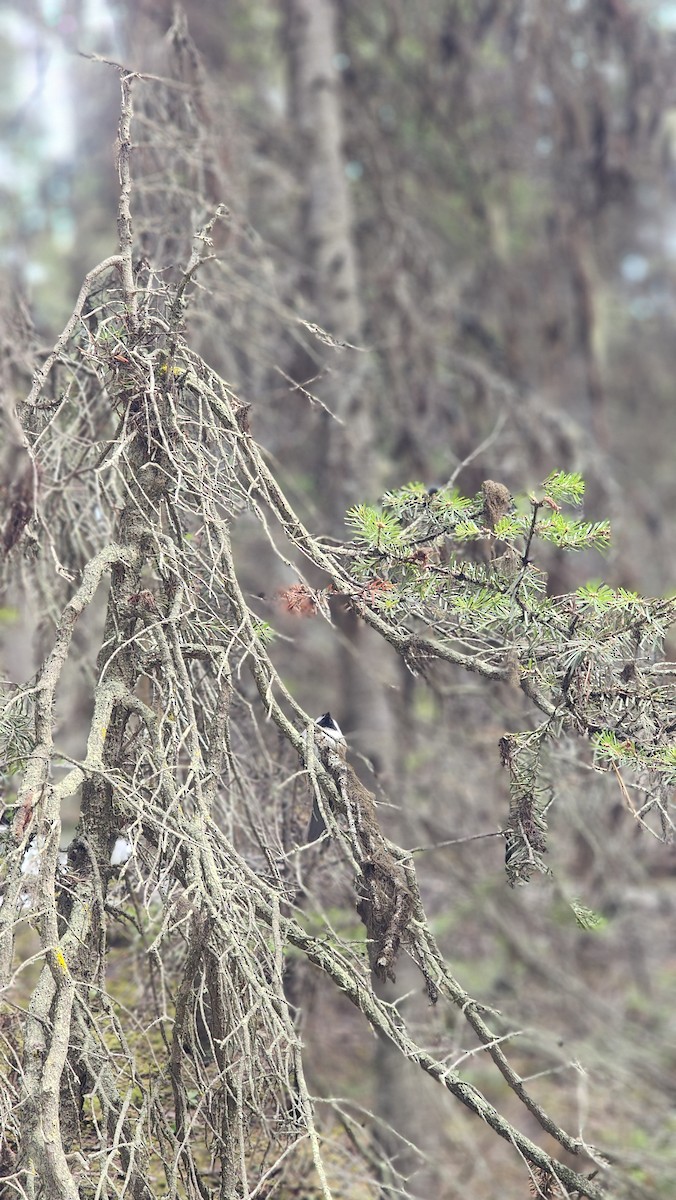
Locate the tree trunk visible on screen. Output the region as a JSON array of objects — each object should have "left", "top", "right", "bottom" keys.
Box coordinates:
[{"left": 284, "top": 3, "right": 439, "bottom": 1183}]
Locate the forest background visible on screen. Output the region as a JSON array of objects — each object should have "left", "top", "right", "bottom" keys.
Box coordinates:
[{"left": 2, "top": 2, "right": 676, "bottom": 1198}]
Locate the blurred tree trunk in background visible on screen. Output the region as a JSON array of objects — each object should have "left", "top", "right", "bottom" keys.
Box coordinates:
[
  {"left": 284, "top": 8, "right": 430, "bottom": 1188},
  {"left": 284, "top": 0, "right": 393, "bottom": 771}
]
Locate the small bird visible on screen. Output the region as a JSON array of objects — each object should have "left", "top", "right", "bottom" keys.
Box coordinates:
[
  {"left": 306, "top": 713, "right": 346, "bottom": 842},
  {"left": 314, "top": 712, "right": 345, "bottom": 743}
]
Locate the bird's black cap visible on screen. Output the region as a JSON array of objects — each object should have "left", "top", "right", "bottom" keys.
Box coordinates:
[{"left": 315, "top": 712, "right": 344, "bottom": 740}]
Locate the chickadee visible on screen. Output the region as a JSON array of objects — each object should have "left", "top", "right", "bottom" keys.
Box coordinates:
[
  {"left": 306, "top": 713, "right": 346, "bottom": 842},
  {"left": 110, "top": 834, "right": 133, "bottom": 867},
  {"left": 314, "top": 712, "right": 345, "bottom": 743}
]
